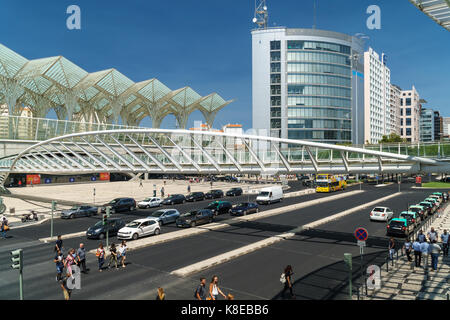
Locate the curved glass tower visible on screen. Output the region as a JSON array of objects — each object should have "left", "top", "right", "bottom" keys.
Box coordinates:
[{"left": 252, "top": 28, "right": 365, "bottom": 144}]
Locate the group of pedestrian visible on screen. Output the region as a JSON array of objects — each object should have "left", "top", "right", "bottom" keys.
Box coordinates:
[
  {"left": 0, "top": 216, "right": 9, "bottom": 239},
  {"left": 194, "top": 276, "right": 233, "bottom": 300},
  {"left": 96, "top": 240, "right": 127, "bottom": 271},
  {"left": 52, "top": 236, "right": 88, "bottom": 300},
  {"left": 410, "top": 228, "right": 448, "bottom": 271}
]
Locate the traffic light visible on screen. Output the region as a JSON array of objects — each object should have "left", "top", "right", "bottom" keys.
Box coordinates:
[
  {"left": 11, "top": 249, "right": 23, "bottom": 271},
  {"left": 344, "top": 253, "right": 352, "bottom": 269},
  {"left": 51, "top": 200, "right": 57, "bottom": 211},
  {"left": 102, "top": 214, "right": 108, "bottom": 225}
]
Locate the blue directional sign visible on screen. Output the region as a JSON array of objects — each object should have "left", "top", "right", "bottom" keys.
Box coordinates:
[{"left": 354, "top": 228, "right": 368, "bottom": 241}]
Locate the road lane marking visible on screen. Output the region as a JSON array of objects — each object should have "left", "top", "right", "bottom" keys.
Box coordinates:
[{"left": 170, "top": 192, "right": 402, "bottom": 277}]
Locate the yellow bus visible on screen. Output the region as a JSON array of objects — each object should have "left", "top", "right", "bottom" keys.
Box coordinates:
[{"left": 315, "top": 174, "right": 347, "bottom": 193}]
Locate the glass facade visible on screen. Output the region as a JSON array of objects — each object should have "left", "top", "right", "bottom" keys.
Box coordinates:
[
  {"left": 285, "top": 40, "right": 352, "bottom": 143},
  {"left": 270, "top": 41, "right": 282, "bottom": 138}
]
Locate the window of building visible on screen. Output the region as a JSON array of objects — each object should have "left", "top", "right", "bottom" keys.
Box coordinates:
[
  {"left": 406, "top": 128, "right": 412, "bottom": 136},
  {"left": 271, "top": 85, "right": 281, "bottom": 95},
  {"left": 270, "top": 74, "right": 281, "bottom": 84},
  {"left": 271, "top": 96, "right": 281, "bottom": 106},
  {"left": 406, "top": 108, "right": 411, "bottom": 116},
  {"left": 405, "top": 98, "right": 411, "bottom": 106},
  {"left": 271, "top": 119, "right": 281, "bottom": 129},
  {"left": 270, "top": 63, "right": 281, "bottom": 73},
  {"left": 270, "top": 51, "right": 281, "bottom": 62},
  {"left": 406, "top": 118, "right": 411, "bottom": 126},
  {"left": 270, "top": 41, "right": 281, "bottom": 51}
]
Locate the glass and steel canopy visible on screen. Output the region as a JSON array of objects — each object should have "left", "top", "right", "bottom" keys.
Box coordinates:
[
  {"left": 0, "top": 43, "right": 233, "bottom": 128},
  {"left": 409, "top": 0, "right": 450, "bottom": 31}
]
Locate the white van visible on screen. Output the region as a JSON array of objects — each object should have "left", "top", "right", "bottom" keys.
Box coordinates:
[{"left": 256, "top": 186, "right": 283, "bottom": 204}]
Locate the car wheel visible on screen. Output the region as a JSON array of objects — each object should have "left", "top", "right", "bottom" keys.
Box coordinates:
[
  {"left": 70, "top": 214, "right": 74, "bottom": 219},
  {"left": 154, "top": 228, "right": 160, "bottom": 235},
  {"left": 99, "top": 233, "right": 105, "bottom": 240},
  {"left": 190, "top": 221, "right": 196, "bottom": 227},
  {"left": 243, "top": 210, "right": 247, "bottom": 216},
  {"left": 132, "top": 233, "right": 139, "bottom": 240},
  {"left": 256, "top": 208, "right": 259, "bottom": 213},
  {"left": 209, "top": 218, "right": 213, "bottom": 223}
]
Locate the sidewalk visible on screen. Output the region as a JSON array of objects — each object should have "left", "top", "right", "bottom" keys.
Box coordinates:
[{"left": 364, "top": 203, "right": 450, "bottom": 300}]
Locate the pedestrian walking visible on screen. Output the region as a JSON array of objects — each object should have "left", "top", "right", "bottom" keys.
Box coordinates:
[
  {"left": 441, "top": 230, "right": 449, "bottom": 257},
  {"left": 0, "top": 216, "right": 8, "bottom": 239},
  {"left": 195, "top": 278, "right": 207, "bottom": 300},
  {"left": 156, "top": 287, "right": 165, "bottom": 300},
  {"left": 187, "top": 185, "right": 191, "bottom": 193},
  {"left": 418, "top": 230, "right": 426, "bottom": 243},
  {"left": 281, "top": 265, "right": 295, "bottom": 299},
  {"left": 77, "top": 243, "right": 87, "bottom": 273},
  {"left": 420, "top": 240, "right": 430, "bottom": 269},
  {"left": 413, "top": 238, "right": 422, "bottom": 267},
  {"left": 388, "top": 238, "right": 396, "bottom": 260},
  {"left": 139, "top": 179, "right": 143, "bottom": 187},
  {"left": 428, "top": 228, "right": 438, "bottom": 242},
  {"left": 209, "top": 276, "right": 226, "bottom": 300},
  {"left": 160, "top": 187, "right": 165, "bottom": 198},
  {"left": 65, "top": 248, "right": 78, "bottom": 276},
  {"left": 54, "top": 249, "right": 65, "bottom": 281},
  {"left": 96, "top": 243, "right": 105, "bottom": 272},
  {"left": 107, "top": 243, "right": 118, "bottom": 269},
  {"left": 54, "top": 235, "right": 63, "bottom": 253},
  {"left": 59, "top": 272, "right": 73, "bottom": 300},
  {"left": 403, "top": 238, "right": 413, "bottom": 262},
  {"left": 118, "top": 240, "right": 127, "bottom": 268},
  {"left": 430, "top": 240, "right": 442, "bottom": 271}
]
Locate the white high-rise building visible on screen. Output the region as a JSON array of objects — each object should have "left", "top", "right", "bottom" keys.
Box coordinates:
[
  {"left": 390, "top": 84, "right": 402, "bottom": 136},
  {"left": 363, "top": 48, "right": 391, "bottom": 144},
  {"left": 400, "top": 86, "right": 421, "bottom": 143}
]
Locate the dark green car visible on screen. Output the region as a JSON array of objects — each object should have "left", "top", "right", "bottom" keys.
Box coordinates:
[{"left": 204, "top": 201, "right": 233, "bottom": 216}]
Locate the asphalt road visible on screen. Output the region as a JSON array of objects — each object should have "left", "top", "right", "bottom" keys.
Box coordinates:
[{"left": 0, "top": 182, "right": 440, "bottom": 300}]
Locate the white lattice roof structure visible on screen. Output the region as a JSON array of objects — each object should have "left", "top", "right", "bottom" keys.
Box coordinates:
[
  {"left": 409, "top": 0, "right": 450, "bottom": 31},
  {"left": 0, "top": 43, "right": 233, "bottom": 128}
]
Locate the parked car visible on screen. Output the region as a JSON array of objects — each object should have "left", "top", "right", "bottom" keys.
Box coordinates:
[
  {"left": 424, "top": 198, "right": 439, "bottom": 210},
  {"left": 226, "top": 187, "right": 243, "bottom": 197},
  {"left": 138, "top": 197, "right": 162, "bottom": 209},
  {"left": 386, "top": 218, "right": 414, "bottom": 237},
  {"left": 230, "top": 202, "right": 259, "bottom": 216},
  {"left": 205, "top": 201, "right": 233, "bottom": 216},
  {"left": 428, "top": 194, "right": 442, "bottom": 205},
  {"left": 256, "top": 186, "right": 283, "bottom": 204},
  {"left": 86, "top": 218, "right": 126, "bottom": 239},
  {"left": 409, "top": 205, "right": 427, "bottom": 220},
  {"left": 432, "top": 192, "right": 447, "bottom": 203},
  {"left": 162, "top": 194, "right": 186, "bottom": 205},
  {"left": 117, "top": 218, "right": 161, "bottom": 240},
  {"left": 101, "top": 198, "right": 136, "bottom": 214},
  {"left": 61, "top": 205, "right": 98, "bottom": 219},
  {"left": 176, "top": 209, "right": 214, "bottom": 228},
  {"left": 204, "top": 189, "right": 224, "bottom": 199},
  {"left": 369, "top": 207, "right": 394, "bottom": 222},
  {"left": 147, "top": 209, "right": 180, "bottom": 225},
  {"left": 399, "top": 211, "right": 421, "bottom": 227},
  {"left": 185, "top": 192, "right": 205, "bottom": 202}
]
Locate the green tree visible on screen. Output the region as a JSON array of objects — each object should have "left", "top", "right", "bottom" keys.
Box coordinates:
[{"left": 379, "top": 133, "right": 406, "bottom": 144}]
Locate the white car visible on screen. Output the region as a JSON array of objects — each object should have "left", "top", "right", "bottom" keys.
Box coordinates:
[
  {"left": 117, "top": 218, "right": 161, "bottom": 240},
  {"left": 138, "top": 197, "right": 162, "bottom": 209},
  {"left": 370, "top": 207, "right": 394, "bottom": 222}
]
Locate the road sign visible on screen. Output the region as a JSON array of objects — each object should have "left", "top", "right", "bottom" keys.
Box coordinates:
[
  {"left": 354, "top": 228, "right": 368, "bottom": 241},
  {"left": 357, "top": 240, "right": 366, "bottom": 247}
]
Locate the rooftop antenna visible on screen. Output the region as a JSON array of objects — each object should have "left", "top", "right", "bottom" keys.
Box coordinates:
[
  {"left": 253, "top": 0, "right": 268, "bottom": 29},
  {"left": 313, "top": 0, "right": 317, "bottom": 29}
]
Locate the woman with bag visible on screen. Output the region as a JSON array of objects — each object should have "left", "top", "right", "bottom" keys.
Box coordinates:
[
  {"left": 96, "top": 243, "right": 105, "bottom": 272},
  {"left": 209, "top": 276, "right": 226, "bottom": 300},
  {"left": 281, "top": 265, "right": 295, "bottom": 299},
  {"left": 107, "top": 243, "right": 118, "bottom": 269},
  {"left": 0, "top": 216, "right": 8, "bottom": 239}
]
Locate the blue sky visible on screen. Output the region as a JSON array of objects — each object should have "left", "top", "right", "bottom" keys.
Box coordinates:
[{"left": 1, "top": 0, "right": 449, "bottom": 129}]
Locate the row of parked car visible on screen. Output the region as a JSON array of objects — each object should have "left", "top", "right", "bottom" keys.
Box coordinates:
[{"left": 369, "top": 191, "right": 448, "bottom": 237}]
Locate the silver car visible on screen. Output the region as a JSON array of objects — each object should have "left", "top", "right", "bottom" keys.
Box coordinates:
[{"left": 147, "top": 209, "right": 180, "bottom": 225}]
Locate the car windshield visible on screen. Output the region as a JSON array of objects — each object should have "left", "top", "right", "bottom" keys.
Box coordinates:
[
  {"left": 236, "top": 203, "right": 248, "bottom": 207},
  {"left": 259, "top": 192, "right": 270, "bottom": 197},
  {"left": 109, "top": 199, "right": 118, "bottom": 204},
  {"left": 420, "top": 202, "right": 431, "bottom": 207},
  {"left": 126, "top": 221, "right": 141, "bottom": 228},
  {"left": 400, "top": 213, "right": 412, "bottom": 219},
  {"left": 409, "top": 208, "right": 420, "bottom": 212},
  {"left": 373, "top": 208, "right": 385, "bottom": 212},
  {"left": 93, "top": 221, "right": 104, "bottom": 227},
  {"left": 206, "top": 203, "right": 218, "bottom": 209},
  {"left": 144, "top": 198, "right": 153, "bottom": 201},
  {"left": 151, "top": 211, "right": 164, "bottom": 217},
  {"left": 69, "top": 206, "right": 80, "bottom": 210}
]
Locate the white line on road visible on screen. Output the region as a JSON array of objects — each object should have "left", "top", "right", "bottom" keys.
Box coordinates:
[{"left": 170, "top": 192, "right": 402, "bottom": 277}]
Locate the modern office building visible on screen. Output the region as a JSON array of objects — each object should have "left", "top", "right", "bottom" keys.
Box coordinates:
[
  {"left": 443, "top": 117, "right": 450, "bottom": 139},
  {"left": 399, "top": 86, "right": 421, "bottom": 143},
  {"left": 420, "top": 108, "right": 435, "bottom": 142},
  {"left": 252, "top": 27, "right": 365, "bottom": 144},
  {"left": 363, "top": 48, "right": 391, "bottom": 144},
  {"left": 434, "top": 110, "right": 443, "bottom": 141},
  {"left": 389, "top": 84, "right": 402, "bottom": 136}
]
